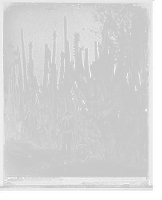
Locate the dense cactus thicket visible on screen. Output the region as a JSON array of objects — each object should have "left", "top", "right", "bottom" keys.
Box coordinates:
[{"left": 4, "top": 4, "right": 150, "bottom": 169}]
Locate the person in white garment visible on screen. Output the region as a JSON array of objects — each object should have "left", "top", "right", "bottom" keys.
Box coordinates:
[
  {"left": 74, "top": 140, "right": 91, "bottom": 163},
  {"left": 59, "top": 112, "right": 74, "bottom": 155}
]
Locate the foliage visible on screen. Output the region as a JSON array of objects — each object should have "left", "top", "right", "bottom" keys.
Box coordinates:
[{"left": 5, "top": 5, "right": 148, "bottom": 165}]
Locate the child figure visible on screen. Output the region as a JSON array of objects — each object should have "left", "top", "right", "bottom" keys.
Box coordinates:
[{"left": 59, "top": 111, "right": 73, "bottom": 156}]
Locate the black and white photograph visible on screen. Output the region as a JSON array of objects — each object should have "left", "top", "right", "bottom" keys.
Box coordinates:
[{"left": 1, "top": 0, "right": 153, "bottom": 189}]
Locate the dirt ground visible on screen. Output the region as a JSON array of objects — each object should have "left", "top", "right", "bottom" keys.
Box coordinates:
[{"left": 4, "top": 139, "right": 147, "bottom": 177}]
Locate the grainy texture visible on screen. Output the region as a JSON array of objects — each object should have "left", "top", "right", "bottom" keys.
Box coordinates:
[{"left": 3, "top": 2, "right": 151, "bottom": 187}]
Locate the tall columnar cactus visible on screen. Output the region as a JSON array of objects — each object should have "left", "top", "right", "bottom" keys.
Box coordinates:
[
  {"left": 17, "top": 48, "right": 25, "bottom": 127},
  {"left": 74, "top": 33, "right": 80, "bottom": 80},
  {"left": 29, "top": 42, "right": 34, "bottom": 98},
  {"left": 51, "top": 31, "right": 58, "bottom": 114},
  {"left": 67, "top": 41, "right": 72, "bottom": 109},
  {"left": 58, "top": 51, "right": 65, "bottom": 92},
  {"left": 51, "top": 31, "right": 57, "bottom": 92},
  {"left": 63, "top": 16, "right": 71, "bottom": 112},
  {"left": 64, "top": 16, "right": 68, "bottom": 89},
  {"left": 84, "top": 48, "right": 91, "bottom": 85},
  {"left": 74, "top": 33, "right": 79, "bottom": 63},
  {"left": 21, "top": 29, "right": 28, "bottom": 103},
  {"left": 43, "top": 44, "right": 48, "bottom": 99},
  {"left": 26, "top": 42, "right": 36, "bottom": 139},
  {"left": 78, "top": 48, "right": 86, "bottom": 83},
  {"left": 47, "top": 49, "right": 53, "bottom": 105}
]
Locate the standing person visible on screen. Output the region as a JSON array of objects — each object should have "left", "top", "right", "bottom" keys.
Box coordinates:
[{"left": 59, "top": 112, "right": 74, "bottom": 154}]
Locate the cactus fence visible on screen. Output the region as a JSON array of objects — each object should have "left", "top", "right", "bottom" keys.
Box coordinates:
[{"left": 4, "top": 9, "right": 148, "bottom": 165}]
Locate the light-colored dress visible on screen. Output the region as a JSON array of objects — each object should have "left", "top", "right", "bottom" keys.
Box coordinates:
[{"left": 59, "top": 119, "right": 74, "bottom": 154}]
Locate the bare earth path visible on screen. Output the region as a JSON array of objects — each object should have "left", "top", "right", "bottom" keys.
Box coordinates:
[{"left": 4, "top": 140, "right": 147, "bottom": 177}]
